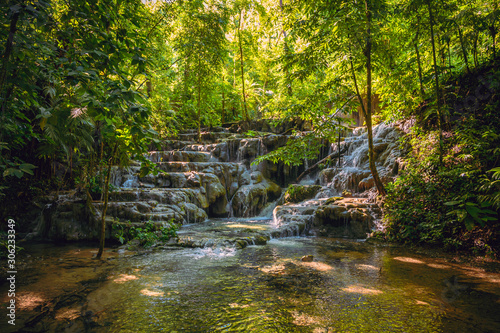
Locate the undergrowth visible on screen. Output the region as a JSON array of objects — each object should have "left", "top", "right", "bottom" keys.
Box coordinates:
[{"left": 383, "top": 60, "right": 500, "bottom": 258}]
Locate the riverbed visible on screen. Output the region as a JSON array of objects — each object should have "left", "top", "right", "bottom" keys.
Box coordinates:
[{"left": 1, "top": 233, "right": 499, "bottom": 332}]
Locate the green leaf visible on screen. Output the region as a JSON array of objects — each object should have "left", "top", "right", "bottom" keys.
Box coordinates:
[
  {"left": 139, "top": 166, "right": 150, "bottom": 178},
  {"left": 4, "top": 168, "right": 24, "bottom": 179},
  {"left": 19, "top": 163, "right": 36, "bottom": 175},
  {"left": 464, "top": 218, "right": 475, "bottom": 231},
  {"left": 465, "top": 205, "right": 480, "bottom": 218}
]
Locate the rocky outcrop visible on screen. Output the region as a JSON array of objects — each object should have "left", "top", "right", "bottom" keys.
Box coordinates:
[
  {"left": 231, "top": 177, "right": 281, "bottom": 217},
  {"left": 318, "top": 123, "right": 405, "bottom": 195},
  {"left": 27, "top": 125, "right": 286, "bottom": 241},
  {"left": 25, "top": 121, "right": 402, "bottom": 242},
  {"left": 313, "top": 197, "right": 380, "bottom": 238},
  {"left": 272, "top": 196, "right": 381, "bottom": 239},
  {"left": 283, "top": 184, "right": 322, "bottom": 203}
]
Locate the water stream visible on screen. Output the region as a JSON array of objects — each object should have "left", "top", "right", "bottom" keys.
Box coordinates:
[{"left": 4, "top": 123, "right": 500, "bottom": 332}]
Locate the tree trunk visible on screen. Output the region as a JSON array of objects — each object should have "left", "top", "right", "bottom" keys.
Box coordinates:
[
  {"left": 473, "top": 32, "right": 479, "bottom": 67},
  {"left": 222, "top": 89, "right": 225, "bottom": 123},
  {"left": 427, "top": 0, "right": 444, "bottom": 166},
  {"left": 295, "top": 146, "right": 348, "bottom": 183},
  {"left": 0, "top": 7, "right": 20, "bottom": 142},
  {"left": 96, "top": 143, "right": 118, "bottom": 260},
  {"left": 197, "top": 57, "right": 202, "bottom": 142},
  {"left": 238, "top": 9, "right": 249, "bottom": 121},
  {"left": 413, "top": 17, "right": 425, "bottom": 97},
  {"left": 280, "top": 0, "right": 292, "bottom": 95},
  {"left": 492, "top": 2, "right": 498, "bottom": 59},
  {"left": 364, "top": 0, "right": 386, "bottom": 196},
  {"left": 456, "top": 24, "right": 470, "bottom": 73}
]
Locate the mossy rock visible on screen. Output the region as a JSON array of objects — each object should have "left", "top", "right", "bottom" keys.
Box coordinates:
[
  {"left": 284, "top": 185, "right": 322, "bottom": 203},
  {"left": 324, "top": 196, "right": 344, "bottom": 205}
]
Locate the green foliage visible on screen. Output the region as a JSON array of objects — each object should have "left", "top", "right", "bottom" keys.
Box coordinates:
[
  {"left": 445, "top": 199, "right": 497, "bottom": 231},
  {"left": 112, "top": 220, "right": 178, "bottom": 248},
  {"left": 283, "top": 184, "right": 322, "bottom": 203},
  {"left": 385, "top": 82, "right": 500, "bottom": 255},
  {"left": 253, "top": 131, "right": 326, "bottom": 166},
  {"left": 479, "top": 167, "right": 500, "bottom": 209}
]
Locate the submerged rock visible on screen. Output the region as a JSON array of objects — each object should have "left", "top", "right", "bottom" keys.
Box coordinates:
[{"left": 301, "top": 255, "right": 314, "bottom": 262}]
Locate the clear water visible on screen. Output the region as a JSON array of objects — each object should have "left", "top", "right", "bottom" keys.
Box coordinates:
[{"left": 2, "top": 236, "right": 500, "bottom": 332}]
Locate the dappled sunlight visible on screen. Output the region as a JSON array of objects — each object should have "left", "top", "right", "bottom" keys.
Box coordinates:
[
  {"left": 342, "top": 285, "right": 383, "bottom": 295},
  {"left": 226, "top": 223, "right": 267, "bottom": 230},
  {"left": 458, "top": 267, "right": 500, "bottom": 285},
  {"left": 299, "top": 261, "right": 334, "bottom": 272},
  {"left": 356, "top": 264, "right": 379, "bottom": 271},
  {"left": 17, "top": 292, "right": 45, "bottom": 310},
  {"left": 427, "top": 263, "right": 451, "bottom": 269},
  {"left": 393, "top": 256, "right": 425, "bottom": 264},
  {"left": 260, "top": 263, "right": 286, "bottom": 274},
  {"left": 140, "top": 289, "right": 164, "bottom": 297},
  {"left": 291, "top": 310, "right": 322, "bottom": 326},
  {"left": 229, "top": 303, "right": 250, "bottom": 308},
  {"left": 55, "top": 308, "right": 80, "bottom": 321},
  {"left": 112, "top": 274, "right": 139, "bottom": 284}
]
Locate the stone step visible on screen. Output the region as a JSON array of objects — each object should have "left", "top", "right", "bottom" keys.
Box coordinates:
[
  {"left": 97, "top": 200, "right": 208, "bottom": 224},
  {"left": 147, "top": 150, "right": 212, "bottom": 163},
  {"left": 136, "top": 171, "right": 209, "bottom": 189},
  {"left": 176, "top": 131, "right": 235, "bottom": 143},
  {"left": 153, "top": 140, "right": 196, "bottom": 151},
  {"left": 155, "top": 161, "right": 243, "bottom": 175},
  {"left": 107, "top": 188, "right": 208, "bottom": 207}
]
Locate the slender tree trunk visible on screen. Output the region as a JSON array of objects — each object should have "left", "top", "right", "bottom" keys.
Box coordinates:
[
  {"left": 280, "top": 0, "right": 292, "bottom": 95},
  {"left": 413, "top": 17, "right": 425, "bottom": 97},
  {"left": 222, "top": 90, "right": 225, "bottom": 123},
  {"left": 197, "top": 57, "right": 202, "bottom": 142},
  {"left": 238, "top": 9, "right": 249, "bottom": 121},
  {"left": 456, "top": 24, "right": 470, "bottom": 73},
  {"left": 96, "top": 143, "right": 118, "bottom": 260},
  {"left": 492, "top": 2, "right": 498, "bottom": 59},
  {"left": 364, "top": 0, "right": 386, "bottom": 196},
  {"left": 447, "top": 39, "right": 451, "bottom": 71},
  {"left": 338, "top": 120, "right": 341, "bottom": 167},
  {"left": 473, "top": 33, "right": 479, "bottom": 66},
  {"left": 427, "top": 0, "right": 444, "bottom": 166},
  {"left": 183, "top": 57, "right": 190, "bottom": 101},
  {"left": 0, "top": 8, "right": 20, "bottom": 142}
]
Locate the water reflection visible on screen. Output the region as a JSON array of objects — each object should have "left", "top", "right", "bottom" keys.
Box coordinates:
[
  {"left": 94, "top": 238, "right": 500, "bottom": 332},
  {"left": 1, "top": 238, "right": 499, "bottom": 332}
]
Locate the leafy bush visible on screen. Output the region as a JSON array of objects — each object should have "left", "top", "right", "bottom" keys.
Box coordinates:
[
  {"left": 112, "top": 220, "right": 178, "bottom": 248},
  {"left": 384, "top": 128, "right": 499, "bottom": 256}
]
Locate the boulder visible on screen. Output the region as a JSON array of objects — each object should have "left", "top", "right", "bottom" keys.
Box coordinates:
[
  {"left": 201, "top": 173, "right": 228, "bottom": 216},
  {"left": 231, "top": 179, "right": 281, "bottom": 217},
  {"left": 283, "top": 185, "right": 322, "bottom": 203},
  {"left": 301, "top": 255, "right": 314, "bottom": 262},
  {"left": 313, "top": 198, "right": 375, "bottom": 238}
]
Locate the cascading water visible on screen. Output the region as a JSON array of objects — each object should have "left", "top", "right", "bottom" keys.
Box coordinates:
[
  {"left": 9, "top": 122, "right": 500, "bottom": 333},
  {"left": 29, "top": 121, "right": 400, "bottom": 245}
]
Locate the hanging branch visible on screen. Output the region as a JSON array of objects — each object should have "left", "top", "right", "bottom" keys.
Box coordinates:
[{"left": 295, "top": 146, "right": 348, "bottom": 183}]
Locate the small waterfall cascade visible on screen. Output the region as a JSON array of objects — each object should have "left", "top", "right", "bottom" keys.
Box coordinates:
[
  {"left": 29, "top": 121, "right": 403, "bottom": 246},
  {"left": 318, "top": 123, "right": 405, "bottom": 196},
  {"left": 272, "top": 122, "right": 404, "bottom": 239}
]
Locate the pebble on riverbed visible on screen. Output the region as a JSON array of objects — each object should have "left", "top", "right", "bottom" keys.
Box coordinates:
[{"left": 301, "top": 255, "right": 314, "bottom": 262}]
